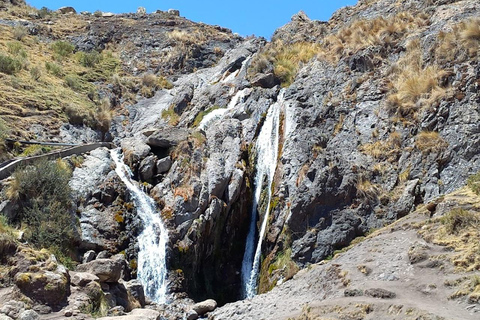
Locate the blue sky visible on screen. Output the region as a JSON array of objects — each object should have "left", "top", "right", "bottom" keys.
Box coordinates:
[{"left": 26, "top": 1, "right": 357, "bottom": 39}]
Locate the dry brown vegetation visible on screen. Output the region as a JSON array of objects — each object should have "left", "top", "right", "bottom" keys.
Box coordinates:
[
  {"left": 415, "top": 131, "right": 448, "bottom": 154},
  {"left": 359, "top": 131, "right": 402, "bottom": 161},
  {"left": 435, "top": 18, "right": 480, "bottom": 64},
  {"left": 387, "top": 39, "right": 448, "bottom": 118}
]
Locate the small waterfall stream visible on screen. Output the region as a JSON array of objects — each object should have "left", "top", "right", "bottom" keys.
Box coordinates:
[
  {"left": 241, "top": 90, "right": 284, "bottom": 299},
  {"left": 110, "top": 149, "right": 168, "bottom": 304}
]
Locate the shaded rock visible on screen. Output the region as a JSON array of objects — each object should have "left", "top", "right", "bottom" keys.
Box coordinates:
[
  {"left": 18, "top": 310, "right": 39, "bottom": 320},
  {"left": 186, "top": 309, "right": 198, "bottom": 320},
  {"left": 192, "top": 299, "right": 217, "bottom": 315},
  {"left": 124, "top": 280, "right": 145, "bottom": 307},
  {"left": 408, "top": 242, "right": 430, "bottom": 264},
  {"left": 390, "top": 179, "right": 420, "bottom": 219},
  {"left": 344, "top": 288, "right": 364, "bottom": 297},
  {"left": 139, "top": 155, "right": 157, "bottom": 181},
  {"left": 156, "top": 156, "right": 172, "bottom": 174},
  {"left": 63, "top": 309, "right": 73, "bottom": 317},
  {"left": 83, "top": 250, "right": 96, "bottom": 263},
  {"left": 250, "top": 72, "right": 277, "bottom": 89},
  {"left": 57, "top": 6, "right": 76, "bottom": 14},
  {"left": 97, "top": 251, "right": 111, "bottom": 259},
  {"left": 79, "top": 207, "right": 120, "bottom": 251},
  {"left": 0, "top": 315, "right": 14, "bottom": 320},
  {"left": 146, "top": 128, "right": 189, "bottom": 148},
  {"left": 76, "top": 259, "right": 124, "bottom": 283},
  {"left": 70, "top": 271, "right": 100, "bottom": 287},
  {"left": 0, "top": 200, "right": 19, "bottom": 222},
  {"left": 365, "top": 288, "right": 396, "bottom": 299},
  {"left": 0, "top": 301, "right": 25, "bottom": 319}
]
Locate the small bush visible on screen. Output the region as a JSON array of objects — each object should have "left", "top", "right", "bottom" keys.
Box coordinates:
[
  {"left": 37, "top": 7, "right": 53, "bottom": 19},
  {"left": 45, "top": 61, "right": 63, "bottom": 77},
  {"left": 467, "top": 172, "right": 480, "bottom": 195},
  {"left": 64, "top": 104, "right": 91, "bottom": 125},
  {"left": 0, "top": 53, "right": 23, "bottom": 75},
  {"left": 441, "top": 209, "right": 479, "bottom": 234},
  {"left": 7, "top": 41, "right": 27, "bottom": 58},
  {"left": 12, "top": 25, "right": 28, "bottom": 41},
  {"left": 20, "top": 145, "right": 52, "bottom": 157},
  {"left": 65, "top": 74, "right": 83, "bottom": 91},
  {"left": 94, "top": 98, "right": 112, "bottom": 134},
  {"left": 30, "top": 66, "right": 41, "bottom": 81},
  {"left": 51, "top": 41, "right": 75, "bottom": 59},
  {"left": 7, "top": 160, "right": 76, "bottom": 261},
  {"left": 76, "top": 51, "right": 101, "bottom": 68}
]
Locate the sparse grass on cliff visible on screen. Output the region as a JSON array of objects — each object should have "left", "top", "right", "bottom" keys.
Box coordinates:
[
  {"left": 415, "top": 131, "right": 448, "bottom": 154},
  {"left": 435, "top": 18, "right": 480, "bottom": 64}
]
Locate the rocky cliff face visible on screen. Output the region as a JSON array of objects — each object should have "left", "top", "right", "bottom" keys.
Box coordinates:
[{"left": 0, "top": 0, "right": 479, "bottom": 318}]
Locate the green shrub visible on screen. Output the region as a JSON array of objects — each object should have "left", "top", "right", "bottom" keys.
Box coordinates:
[
  {"left": 161, "top": 105, "right": 180, "bottom": 126},
  {"left": 51, "top": 41, "right": 75, "bottom": 59},
  {"left": 0, "top": 117, "right": 9, "bottom": 141},
  {"left": 467, "top": 172, "right": 480, "bottom": 195},
  {"left": 45, "top": 61, "right": 63, "bottom": 77},
  {"left": 65, "top": 74, "right": 82, "bottom": 91},
  {"left": 37, "top": 7, "right": 53, "bottom": 19},
  {"left": 30, "top": 66, "right": 41, "bottom": 81},
  {"left": 13, "top": 25, "right": 28, "bottom": 41},
  {"left": 7, "top": 160, "right": 76, "bottom": 263},
  {"left": 0, "top": 53, "right": 23, "bottom": 75},
  {"left": 7, "top": 41, "right": 27, "bottom": 58},
  {"left": 76, "top": 51, "right": 101, "bottom": 68}
]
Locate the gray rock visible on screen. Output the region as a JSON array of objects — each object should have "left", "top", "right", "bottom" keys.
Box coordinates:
[
  {"left": 139, "top": 155, "right": 157, "bottom": 181},
  {"left": 156, "top": 156, "right": 172, "bottom": 174},
  {"left": 121, "top": 137, "right": 151, "bottom": 167},
  {"left": 0, "top": 200, "right": 19, "bottom": 221},
  {"left": 186, "top": 309, "right": 198, "bottom": 320},
  {"left": 76, "top": 259, "right": 124, "bottom": 283},
  {"left": 70, "top": 271, "right": 100, "bottom": 287},
  {"left": 83, "top": 250, "right": 96, "bottom": 263},
  {"left": 192, "top": 299, "right": 217, "bottom": 315},
  {"left": 250, "top": 72, "right": 277, "bottom": 88},
  {"left": 168, "top": 9, "right": 180, "bottom": 16},
  {"left": 136, "top": 7, "right": 146, "bottom": 15},
  {"left": 98, "top": 308, "right": 160, "bottom": 320},
  {"left": 146, "top": 128, "right": 189, "bottom": 148},
  {"left": 124, "top": 280, "right": 145, "bottom": 307},
  {"left": 63, "top": 309, "right": 73, "bottom": 317},
  {"left": 364, "top": 288, "right": 396, "bottom": 299},
  {"left": 79, "top": 207, "right": 120, "bottom": 250},
  {"left": 0, "top": 315, "right": 14, "bottom": 320},
  {"left": 57, "top": 6, "right": 76, "bottom": 14}
]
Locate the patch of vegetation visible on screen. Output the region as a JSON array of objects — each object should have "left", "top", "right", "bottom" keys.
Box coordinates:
[
  {"left": 19, "top": 144, "right": 52, "bottom": 157},
  {"left": 6, "top": 160, "right": 77, "bottom": 267},
  {"left": 193, "top": 106, "right": 221, "bottom": 127},
  {"left": 44, "top": 61, "right": 63, "bottom": 77},
  {"left": 76, "top": 51, "right": 101, "bottom": 68},
  {"left": 161, "top": 105, "right": 180, "bottom": 126},
  {"left": 435, "top": 18, "right": 480, "bottom": 64},
  {"left": 467, "top": 172, "right": 480, "bottom": 195},
  {"left": 387, "top": 39, "right": 447, "bottom": 118},
  {"left": 359, "top": 131, "right": 402, "bottom": 162},
  {"left": 51, "top": 41, "right": 75, "bottom": 60},
  {"left": 0, "top": 53, "right": 23, "bottom": 74},
  {"left": 415, "top": 131, "right": 448, "bottom": 154},
  {"left": 441, "top": 208, "right": 479, "bottom": 234}
]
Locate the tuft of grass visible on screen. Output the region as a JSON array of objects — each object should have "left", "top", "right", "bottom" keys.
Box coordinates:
[
  {"left": 435, "top": 19, "right": 480, "bottom": 64},
  {"left": 161, "top": 105, "right": 180, "bottom": 126},
  {"left": 387, "top": 40, "right": 447, "bottom": 118},
  {"left": 356, "top": 178, "right": 380, "bottom": 204},
  {"left": 415, "top": 131, "right": 448, "bottom": 154},
  {"left": 467, "top": 172, "right": 480, "bottom": 195},
  {"left": 12, "top": 25, "right": 28, "bottom": 41},
  {"left": 76, "top": 51, "right": 101, "bottom": 68},
  {"left": 7, "top": 41, "right": 27, "bottom": 59},
  {"left": 45, "top": 61, "right": 63, "bottom": 77},
  {"left": 441, "top": 209, "right": 479, "bottom": 234},
  {"left": 19, "top": 145, "right": 52, "bottom": 157},
  {"left": 359, "top": 131, "right": 402, "bottom": 162}
]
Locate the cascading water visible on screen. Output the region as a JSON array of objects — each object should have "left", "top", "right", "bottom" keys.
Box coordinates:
[
  {"left": 110, "top": 149, "right": 168, "bottom": 304},
  {"left": 241, "top": 89, "right": 284, "bottom": 299}
]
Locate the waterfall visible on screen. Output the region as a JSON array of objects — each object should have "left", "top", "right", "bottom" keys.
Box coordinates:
[
  {"left": 110, "top": 149, "right": 168, "bottom": 304},
  {"left": 241, "top": 89, "right": 284, "bottom": 299},
  {"left": 198, "top": 88, "right": 251, "bottom": 131}
]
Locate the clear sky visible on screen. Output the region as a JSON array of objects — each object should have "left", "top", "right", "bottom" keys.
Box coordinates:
[{"left": 26, "top": 1, "right": 358, "bottom": 39}]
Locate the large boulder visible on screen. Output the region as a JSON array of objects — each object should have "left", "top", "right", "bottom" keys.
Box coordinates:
[
  {"left": 146, "top": 128, "right": 189, "bottom": 148},
  {"left": 14, "top": 264, "right": 70, "bottom": 308},
  {"left": 139, "top": 155, "right": 157, "bottom": 181},
  {"left": 57, "top": 6, "right": 76, "bottom": 14},
  {"left": 121, "top": 137, "right": 151, "bottom": 167},
  {"left": 76, "top": 259, "right": 124, "bottom": 283},
  {"left": 70, "top": 271, "right": 100, "bottom": 287},
  {"left": 17, "top": 310, "right": 39, "bottom": 320},
  {"left": 192, "top": 299, "right": 217, "bottom": 316}
]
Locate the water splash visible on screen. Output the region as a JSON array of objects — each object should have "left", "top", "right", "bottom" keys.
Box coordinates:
[
  {"left": 241, "top": 89, "right": 284, "bottom": 299},
  {"left": 198, "top": 88, "right": 251, "bottom": 131},
  {"left": 110, "top": 149, "right": 168, "bottom": 304}
]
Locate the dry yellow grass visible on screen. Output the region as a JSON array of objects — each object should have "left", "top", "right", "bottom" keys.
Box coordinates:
[
  {"left": 359, "top": 131, "right": 402, "bottom": 161},
  {"left": 435, "top": 18, "right": 480, "bottom": 64},
  {"left": 415, "top": 131, "right": 448, "bottom": 154},
  {"left": 387, "top": 39, "right": 447, "bottom": 118}
]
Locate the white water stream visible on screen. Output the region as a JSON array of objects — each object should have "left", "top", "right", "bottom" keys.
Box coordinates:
[
  {"left": 241, "top": 90, "right": 284, "bottom": 299},
  {"left": 110, "top": 149, "right": 168, "bottom": 304}
]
